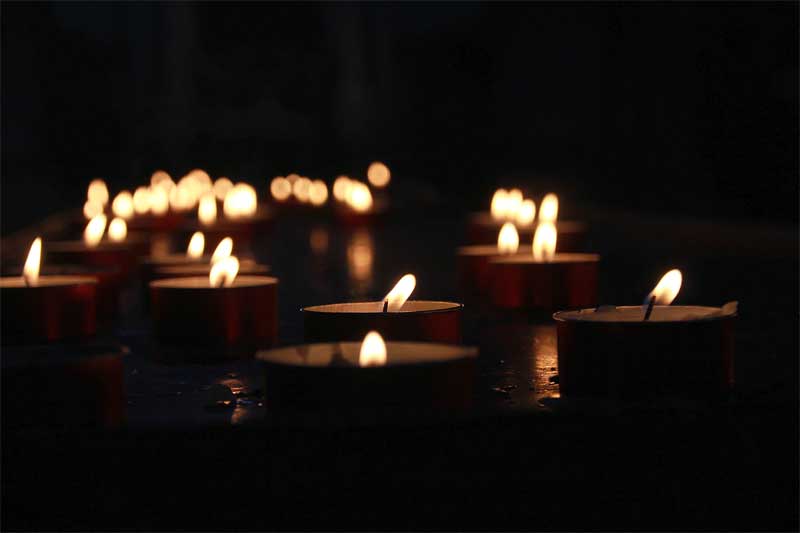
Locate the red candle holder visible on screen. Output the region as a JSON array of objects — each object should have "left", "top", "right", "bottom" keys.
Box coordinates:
[{"left": 456, "top": 245, "right": 519, "bottom": 299}]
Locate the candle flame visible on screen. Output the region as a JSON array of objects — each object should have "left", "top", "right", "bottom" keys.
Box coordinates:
[
  {"left": 108, "top": 217, "right": 127, "bottom": 242},
  {"left": 292, "top": 177, "right": 312, "bottom": 203},
  {"left": 346, "top": 181, "right": 373, "bottom": 212},
  {"left": 133, "top": 186, "right": 151, "bottom": 215},
  {"left": 150, "top": 170, "right": 174, "bottom": 190},
  {"left": 187, "top": 231, "right": 205, "bottom": 259},
  {"left": 539, "top": 193, "right": 559, "bottom": 223},
  {"left": 209, "top": 255, "right": 239, "bottom": 288},
  {"left": 23, "top": 237, "right": 41, "bottom": 286},
  {"left": 83, "top": 199, "right": 103, "bottom": 220},
  {"left": 87, "top": 179, "right": 109, "bottom": 206},
  {"left": 516, "top": 199, "right": 536, "bottom": 225},
  {"left": 270, "top": 176, "right": 292, "bottom": 202},
  {"left": 532, "top": 222, "right": 557, "bottom": 261},
  {"left": 84, "top": 214, "right": 107, "bottom": 247},
  {"left": 211, "top": 237, "right": 233, "bottom": 264},
  {"left": 490, "top": 189, "right": 509, "bottom": 221},
  {"left": 497, "top": 222, "right": 520, "bottom": 254},
  {"left": 111, "top": 190, "right": 134, "bottom": 219},
  {"left": 646, "top": 269, "right": 683, "bottom": 306},
  {"left": 367, "top": 162, "right": 391, "bottom": 188},
  {"left": 223, "top": 183, "right": 258, "bottom": 218},
  {"left": 213, "top": 177, "right": 234, "bottom": 201},
  {"left": 149, "top": 186, "right": 170, "bottom": 216},
  {"left": 506, "top": 189, "right": 523, "bottom": 219},
  {"left": 309, "top": 180, "right": 329, "bottom": 206},
  {"left": 333, "top": 176, "right": 352, "bottom": 202},
  {"left": 383, "top": 274, "right": 416, "bottom": 312},
  {"left": 198, "top": 192, "right": 217, "bottom": 226},
  {"left": 359, "top": 331, "right": 387, "bottom": 367}
]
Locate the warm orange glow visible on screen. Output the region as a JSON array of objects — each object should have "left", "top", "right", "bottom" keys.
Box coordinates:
[
  {"left": 646, "top": 269, "right": 683, "bottom": 305},
  {"left": 209, "top": 255, "right": 239, "bottom": 288},
  {"left": 309, "top": 227, "right": 329, "bottom": 255},
  {"left": 497, "top": 222, "right": 520, "bottom": 254},
  {"left": 309, "top": 180, "right": 328, "bottom": 206},
  {"left": 223, "top": 183, "right": 258, "bottom": 218},
  {"left": 292, "top": 177, "right": 312, "bottom": 203},
  {"left": 149, "top": 186, "right": 169, "bottom": 216},
  {"left": 133, "top": 186, "right": 151, "bottom": 215},
  {"left": 111, "top": 191, "right": 134, "bottom": 219},
  {"left": 333, "top": 176, "right": 352, "bottom": 202},
  {"left": 516, "top": 199, "right": 536, "bottom": 225},
  {"left": 84, "top": 214, "right": 107, "bottom": 247},
  {"left": 213, "top": 177, "right": 234, "bottom": 201},
  {"left": 490, "top": 188, "right": 509, "bottom": 221},
  {"left": 346, "top": 181, "right": 373, "bottom": 212},
  {"left": 367, "top": 161, "right": 391, "bottom": 188},
  {"left": 384, "top": 274, "right": 416, "bottom": 312},
  {"left": 83, "top": 200, "right": 103, "bottom": 220},
  {"left": 286, "top": 173, "right": 300, "bottom": 184},
  {"left": 507, "top": 188, "right": 523, "bottom": 219},
  {"left": 108, "top": 217, "right": 127, "bottom": 242},
  {"left": 23, "top": 237, "right": 42, "bottom": 286},
  {"left": 198, "top": 192, "right": 217, "bottom": 226},
  {"left": 347, "top": 230, "right": 373, "bottom": 282},
  {"left": 211, "top": 237, "right": 233, "bottom": 264},
  {"left": 270, "top": 177, "right": 292, "bottom": 202},
  {"left": 150, "top": 170, "right": 173, "bottom": 190},
  {"left": 539, "top": 193, "right": 559, "bottom": 223},
  {"left": 169, "top": 179, "right": 197, "bottom": 212},
  {"left": 359, "top": 331, "right": 387, "bottom": 367},
  {"left": 187, "top": 169, "right": 212, "bottom": 190},
  {"left": 532, "top": 222, "right": 557, "bottom": 262},
  {"left": 87, "top": 179, "right": 109, "bottom": 206},
  {"left": 187, "top": 232, "right": 205, "bottom": 259}
]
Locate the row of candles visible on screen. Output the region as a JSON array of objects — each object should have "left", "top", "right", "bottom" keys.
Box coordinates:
[{"left": 1, "top": 169, "right": 738, "bottom": 424}]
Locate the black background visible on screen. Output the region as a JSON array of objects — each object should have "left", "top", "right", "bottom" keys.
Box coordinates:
[{"left": 2, "top": 1, "right": 798, "bottom": 235}]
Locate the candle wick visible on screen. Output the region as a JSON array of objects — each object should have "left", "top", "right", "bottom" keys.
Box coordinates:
[
  {"left": 643, "top": 295, "right": 656, "bottom": 321},
  {"left": 382, "top": 300, "right": 388, "bottom": 313}
]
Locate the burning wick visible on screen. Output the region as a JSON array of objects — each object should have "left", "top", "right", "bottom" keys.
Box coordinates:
[
  {"left": 23, "top": 237, "right": 42, "bottom": 287},
  {"left": 643, "top": 269, "right": 683, "bottom": 321},
  {"left": 382, "top": 274, "right": 416, "bottom": 312},
  {"left": 382, "top": 300, "right": 388, "bottom": 313},
  {"left": 643, "top": 296, "right": 656, "bottom": 321}
]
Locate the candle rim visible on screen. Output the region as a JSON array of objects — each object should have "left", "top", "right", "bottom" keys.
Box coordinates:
[
  {"left": 302, "top": 300, "right": 462, "bottom": 315},
  {"left": 150, "top": 275, "right": 278, "bottom": 289},
  {"left": 553, "top": 305, "right": 736, "bottom": 324},
  {"left": 0, "top": 275, "right": 98, "bottom": 288},
  {"left": 490, "top": 252, "right": 600, "bottom": 265}
]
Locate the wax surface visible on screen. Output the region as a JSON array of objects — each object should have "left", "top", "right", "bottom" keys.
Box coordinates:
[
  {"left": 150, "top": 275, "right": 278, "bottom": 289},
  {"left": 257, "top": 341, "right": 477, "bottom": 367},
  {"left": 155, "top": 260, "right": 267, "bottom": 277},
  {"left": 304, "top": 300, "right": 461, "bottom": 314},
  {"left": 491, "top": 253, "right": 600, "bottom": 265},
  {"left": 555, "top": 305, "right": 737, "bottom": 323},
  {"left": 0, "top": 275, "right": 97, "bottom": 288},
  {"left": 457, "top": 244, "right": 511, "bottom": 257}
]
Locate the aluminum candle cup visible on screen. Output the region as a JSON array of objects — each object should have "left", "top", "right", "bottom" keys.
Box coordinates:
[
  {"left": 0, "top": 276, "right": 97, "bottom": 345},
  {"left": 489, "top": 253, "right": 600, "bottom": 312},
  {"left": 467, "top": 213, "right": 587, "bottom": 251},
  {"left": 150, "top": 276, "right": 279, "bottom": 361},
  {"left": 554, "top": 305, "right": 737, "bottom": 400},
  {"left": 456, "top": 245, "right": 522, "bottom": 299},
  {"left": 257, "top": 341, "right": 478, "bottom": 412},
  {"left": 302, "top": 301, "right": 463, "bottom": 343}
]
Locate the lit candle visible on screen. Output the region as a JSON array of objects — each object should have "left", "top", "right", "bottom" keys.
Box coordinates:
[
  {"left": 257, "top": 330, "right": 478, "bottom": 413},
  {"left": 302, "top": 274, "right": 463, "bottom": 343},
  {"left": 553, "top": 269, "right": 737, "bottom": 399},
  {"left": 456, "top": 222, "right": 523, "bottom": 298}
]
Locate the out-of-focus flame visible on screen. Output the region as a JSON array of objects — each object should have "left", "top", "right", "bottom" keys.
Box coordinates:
[
  {"left": 516, "top": 199, "right": 536, "bottom": 225},
  {"left": 150, "top": 170, "right": 174, "bottom": 191},
  {"left": 223, "top": 183, "right": 258, "bottom": 218},
  {"left": 506, "top": 189, "right": 523, "bottom": 219},
  {"left": 309, "top": 180, "right": 328, "bottom": 206},
  {"left": 270, "top": 176, "right": 292, "bottom": 202},
  {"left": 646, "top": 269, "right": 682, "bottom": 306},
  {"left": 83, "top": 200, "right": 103, "bottom": 220},
  {"left": 532, "top": 222, "right": 557, "bottom": 262},
  {"left": 112, "top": 191, "right": 134, "bottom": 219},
  {"left": 87, "top": 179, "right": 109, "bottom": 206},
  {"left": 333, "top": 176, "right": 352, "bottom": 202},
  {"left": 198, "top": 192, "right": 217, "bottom": 226},
  {"left": 23, "top": 237, "right": 41, "bottom": 286},
  {"left": 292, "top": 177, "right": 311, "bottom": 203},
  {"left": 383, "top": 274, "right": 416, "bottom": 312},
  {"left": 108, "top": 217, "right": 127, "bottom": 242},
  {"left": 367, "top": 162, "right": 391, "bottom": 188},
  {"left": 490, "top": 189, "right": 509, "bottom": 221},
  {"left": 84, "top": 214, "right": 107, "bottom": 247},
  {"left": 497, "top": 222, "right": 520, "bottom": 255},
  {"left": 149, "top": 186, "right": 169, "bottom": 216},
  {"left": 346, "top": 181, "right": 373, "bottom": 212},
  {"left": 211, "top": 237, "right": 233, "bottom": 264},
  {"left": 209, "top": 255, "right": 239, "bottom": 288},
  {"left": 539, "top": 193, "right": 559, "bottom": 223},
  {"left": 359, "top": 331, "right": 387, "bottom": 367},
  {"left": 187, "top": 232, "right": 205, "bottom": 259},
  {"left": 286, "top": 173, "right": 300, "bottom": 184},
  {"left": 169, "top": 180, "right": 197, "bottom": 212},
  {"left": 186, "top": 169, "right": 212, "bottom": 192},
  {"left": 213, "top": 177, "right": 234, "bottom": 201},
  {"left": 309, "top": 227, "right": 329, "bottom": 255},
  {"left": 133, "top": 186, "right": 151, "bottom": 215},
  {"left": 347, "top": 229, "right": 373, "bottom": 283}
]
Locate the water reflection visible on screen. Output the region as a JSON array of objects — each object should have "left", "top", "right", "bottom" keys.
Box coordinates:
[{"left": 347, "top": 229, "right": 374, "bottom": 296}]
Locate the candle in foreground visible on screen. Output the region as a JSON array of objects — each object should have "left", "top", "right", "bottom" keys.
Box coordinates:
[
  {"left": 257, "top": 330, "right": 478, "bottom": 412},
  {"left": 553, "top": 269, "right": 736, "bottom": 400},
  {"left": 302, "top": 274, "right": 463, "bottom": 343},
  {"left": 0, "top": 238, "right": 97, "bottom": 344}
]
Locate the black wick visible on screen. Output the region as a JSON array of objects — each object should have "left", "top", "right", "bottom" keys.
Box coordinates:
[
  {"left": 643, "top": 295, "right": 656, "bottom": 321},
  {"left": 382, "top": 300, "right": 389, "bottom": 313}
]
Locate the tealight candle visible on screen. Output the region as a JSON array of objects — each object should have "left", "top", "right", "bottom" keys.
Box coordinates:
[
  {"left": 257, "top": 330, "right": 478, "bottom": 412},
  {"left": 303, "top": 274, "right": 463, "bottom": 343},
  {"left": 554, "top": 270, "right": 737, "bottom": 400},
  {"left": 457, "top": 222, "right": 524, "bottom": 298},
  {"left": 333, "top": 178, "right": 388, "bottom": 225},
  {"left": 0, "top": 238, "right": 97, "bottom": 344},
  {"left": 47, "top": 214, "right": 142, "bottom": 276},
  {"left": 489, "top": 222, "right": 600, "bottom": 312},
  {"left": 150, "top": 256, "right": 278, "bottom": 361}
]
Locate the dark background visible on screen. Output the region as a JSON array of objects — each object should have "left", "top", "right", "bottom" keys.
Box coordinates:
[{"left": 2, "top": 1, "right": 798, "bottom": 235}]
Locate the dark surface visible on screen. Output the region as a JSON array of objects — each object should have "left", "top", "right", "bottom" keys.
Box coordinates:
[{"left": 2, "top": 204, "right": 798, "bottom": 530}]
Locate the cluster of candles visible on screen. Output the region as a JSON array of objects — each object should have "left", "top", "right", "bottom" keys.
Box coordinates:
[{"left": 1, "top": 168, "right": 737, "bottom": 425}]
